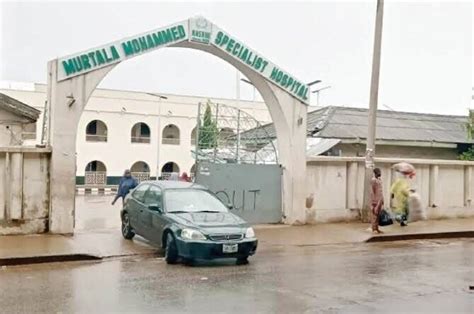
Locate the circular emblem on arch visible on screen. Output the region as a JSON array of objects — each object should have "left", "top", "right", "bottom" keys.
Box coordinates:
[{"left": 196, "top": 18, "right": 209, "bottom": 29}]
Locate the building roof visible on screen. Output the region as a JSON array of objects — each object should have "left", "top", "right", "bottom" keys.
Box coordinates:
[
  {"left": 0, "top": 92, "right": 40, "bottom": 122},
  {"left": 242, "top": 106, "right": 473, "bottom": 145}
]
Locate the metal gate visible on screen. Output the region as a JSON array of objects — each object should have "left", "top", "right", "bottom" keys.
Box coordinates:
[
  {"left": 196, "top": 162, "right": 282, "bottom": 223},
  {"left": 193, "top": 101, "right": 282, "bottom": 224}
]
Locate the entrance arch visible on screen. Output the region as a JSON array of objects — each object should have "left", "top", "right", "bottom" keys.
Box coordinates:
[{"left": 46, "top": 16, "right": 309, "bottom": 233}]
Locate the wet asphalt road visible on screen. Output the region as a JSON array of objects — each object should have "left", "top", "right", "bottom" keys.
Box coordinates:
[{"left": 1, "top": 238, "right": 472, "bottom": 313}]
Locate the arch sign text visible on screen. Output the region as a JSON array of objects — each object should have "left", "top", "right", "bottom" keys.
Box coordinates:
[{"left": 58, "top": 17, "right": 310, "bottom": 104}]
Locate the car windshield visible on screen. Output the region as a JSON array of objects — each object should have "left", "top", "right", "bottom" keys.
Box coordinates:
[{"left": 165, "top": 189, "right": 228, "bottom": 213}]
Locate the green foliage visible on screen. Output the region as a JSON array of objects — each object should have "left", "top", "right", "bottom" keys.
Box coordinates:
[
  {"left": 459, "top": 146, "right": 474, "bottom": 161},
  {"left": 198, "top": 101, "right": 218, "bottom": 149},
  {"left": 459, "top": 110, "right": 474, "bottom": 160},
  {"left": 467, "top": 110, "right": 474, "bottom": 140}
]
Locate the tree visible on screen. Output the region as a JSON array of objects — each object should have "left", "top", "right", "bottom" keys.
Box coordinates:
[
  {"left": 459, "top": 147, "right": 474, "bottom": 161},
  {"left": 198, "top": 101, "right": 218, "bottom": 149},
  {"left": 459, "top": 110, "right": 474, "bottom": 161},
  {"left": 467, "top": 109, "right": 474, "bottom": 140}
]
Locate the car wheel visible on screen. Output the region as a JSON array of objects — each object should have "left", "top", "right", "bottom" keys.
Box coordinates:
[
  {"left": 165, "top": 233, "right": 179, "bottom": 264},
  {"left": 236, "top": 256, "right": 249, "bottom": 265},
  {"left": 183, "top": 258, "right": 194, "bottom": 266},
  {"left": 121, "top": 212, "right": 135, "bottom": 240}
]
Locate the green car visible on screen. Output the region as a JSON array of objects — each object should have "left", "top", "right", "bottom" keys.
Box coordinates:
[{"left": 120, "top": 181, "right": 258, "bottom": 265}]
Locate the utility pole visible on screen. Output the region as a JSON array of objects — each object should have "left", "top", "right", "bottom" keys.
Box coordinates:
[
  {"left": 362, "top": 0, "right": 384, "bottom": 222},
  {"left": 146, "top": 93, "right": 168, "bottom": 179},
  {"left": 312, "top": 86, "right": 331, "bottom": 107}
]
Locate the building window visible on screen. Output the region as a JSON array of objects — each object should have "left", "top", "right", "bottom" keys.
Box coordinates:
[
  {"left": 161, "top": 162, "right": 180, "bottom": 179},
  {"left": 219, "top": 127, "right": 235, "bottom": 146},
  {"left": 190, "top": 163, "right": 196, "bottom": 180},
  {"left": 190, "top": 126, "right": 197, "bottom": 146},
  {"left": 131, "top": 161, "right": 151, "bottom": 183},
  {"left": 22, "top": 122, "right": 37, "bottom": 140},
  {"left": 131, "top": 122, "right": 151, "bottom": 143},
  {"left": 86, "top": 120, "right": 108, "bottom": 142},
  {"left": 84, "top": 160, "right": 107, "bottom": 185},
  {"left": 162, "top": 124, "right": 180, "bottom": 145}
]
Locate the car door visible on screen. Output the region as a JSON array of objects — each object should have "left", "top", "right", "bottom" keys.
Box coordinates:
[
  {"left": 128, "top": 183, "right": 150, "bottom": 236},
  {"left": 141, "top": 185, "right": 165, "bottom": 244}
]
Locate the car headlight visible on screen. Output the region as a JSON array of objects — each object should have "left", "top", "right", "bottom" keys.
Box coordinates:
[
  {"left": 245, "top": 227, "right": 255, "bottom": 238},
  {"left": 181, "top": 229, "right": 206, "bottom": 240}
]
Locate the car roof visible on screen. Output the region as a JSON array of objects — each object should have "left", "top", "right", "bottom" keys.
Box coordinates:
[{"left": 140, "top": 180, "right": 207, "bottom": 190}]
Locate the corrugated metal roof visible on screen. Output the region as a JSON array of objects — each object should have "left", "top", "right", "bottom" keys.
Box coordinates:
[
  {"left": 0, "top": 92, "right": 40, "bottom": 122},
  {"left": 306, "top": 138, "right": 341, "bottom": 157},
  {"left": 242, "top": 106, "right": 473, "bottom": 144}
]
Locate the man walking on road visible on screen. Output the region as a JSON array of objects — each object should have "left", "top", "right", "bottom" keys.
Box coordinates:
[
  {"left": 370, "top": 168, "right": 384, "bottom": 234},
  {"left": 111, "top": 169, "right": 138, "bottom": 206}
]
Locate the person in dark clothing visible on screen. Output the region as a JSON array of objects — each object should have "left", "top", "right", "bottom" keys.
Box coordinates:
[{"left": 112, "top": 169, "right": 138, "bottom": 205}]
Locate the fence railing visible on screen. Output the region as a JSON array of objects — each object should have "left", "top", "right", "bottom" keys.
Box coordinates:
[
  {"left": 162, "top": 138, "right": 180, "bottom": 145},
  {"left": 131, "top": 136, "right": 150, "bottom": 144},
  {"left": 85, "top": 171, "right": 107, "bottom": 185},
  {"left": 86, "top": 134, "right": 107, "bottom": 142},
  {"left": 132, "top": 172, "right": 150, "bottom": 183},
  {"left": 161, "top": 172, "right": 174, "bottom": 180}
]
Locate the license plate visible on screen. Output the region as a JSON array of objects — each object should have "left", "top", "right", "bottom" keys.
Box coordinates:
[{"left": 223, "top": 243, "right": 238, "bottom": 253}]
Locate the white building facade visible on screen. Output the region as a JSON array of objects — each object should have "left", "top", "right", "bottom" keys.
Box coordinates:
[{"left": 0, "top": 82, "right": 271, "bottom": 186}]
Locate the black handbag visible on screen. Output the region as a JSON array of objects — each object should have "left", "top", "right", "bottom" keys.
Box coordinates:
[{"left": 378, "top": 209, "right": 393, "bottom": 226}]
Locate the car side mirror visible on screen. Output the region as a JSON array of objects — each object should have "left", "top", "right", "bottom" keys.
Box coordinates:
[
  {"left": 226, "top": 203, "right": 233, "bottom": 210},
  {"left": 148, "top": 204, "right": 162, "bottom": 213}
]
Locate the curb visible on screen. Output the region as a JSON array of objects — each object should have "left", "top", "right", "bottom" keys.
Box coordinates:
[
  {"left": 366, "top": 230, "right": 474, "bottom": 243},
  {"left": 0, "top": 251, "right": 159, "bottom": 267},
  {"left": 0, "top": 254, "right": 102, "bottom": 266}
]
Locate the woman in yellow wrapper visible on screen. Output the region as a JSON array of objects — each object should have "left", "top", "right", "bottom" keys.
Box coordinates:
[{"left": 390, "top": 167, "right": 415, "bottom": 227}]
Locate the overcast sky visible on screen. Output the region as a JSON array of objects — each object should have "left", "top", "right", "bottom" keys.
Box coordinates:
[{"left": 0, "top": 0, "right": 472, "bottom": 114}]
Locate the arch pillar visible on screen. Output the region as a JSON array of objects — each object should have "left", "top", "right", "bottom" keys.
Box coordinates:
[
  {"left": 186, "top": 43, "right": 308, "bottom": 224},
  {"left": 47, "top": 60, "right": 115, "bottom": 233},
  {"left": 265, "top": 85, "right": 307, "bottom": 225}
]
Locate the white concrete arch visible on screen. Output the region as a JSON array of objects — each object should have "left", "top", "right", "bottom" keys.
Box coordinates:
[
  {"left": 130, "top": 160, "right": 150, "bottom": 172},
  {"left": 84, "top": 160, "right": 107, "bottom": 172},
  {"left": 161, "top": 161, "right": 180, "bottom": 175},
  {"left": 131, "top": 122, "right": 151, "bottom": 143},
  {"left": 190, "top": 126, "right": 197, "bottom": 145},
  {"left": 162, "top": 124, "right": 181, "bottom": 145},
  {"left": 47, "top": 16, "right": 309, "bottom": 233},
  {"left": 85, "top": 119, "right": 108, "bottom": 142}
]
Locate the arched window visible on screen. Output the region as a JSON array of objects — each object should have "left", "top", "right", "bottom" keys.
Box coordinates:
[
  {"left": 161, "top": 162, "right": 180, "bottom": 179},
  {"left": 131, "top": 122, "right": 151, "bottom": 143},
  {"left": 162, "top": 124, "right": 180, "bottom": 145},
  {"left": 190, "top": 126, "right": 197, "bottom": 146},
  {"left": 84, "top": 160, "right": 107, "bottom": 185},
  {"left": 219, "top": 127, "right": 235, "bottom": 146},
  {"left": 130, "top": 161, "right": 151, "bottom": 183},
  {"left": 86, "top": 120, "right": 108, "bottom": 142},
  {"left": 190, "top": 163, "right": 197, "bottom": 180}
]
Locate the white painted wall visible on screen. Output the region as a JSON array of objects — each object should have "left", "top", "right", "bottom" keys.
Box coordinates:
[
  {"left": 0, "top": 83, "right": 272, "bottom": 178},
  {"left": 332, "top": 143, "right": 459, "bottom": 160},
  {"left": 0, "top": 147, "right": 50, "bottom": 235},
  {"left": 305, "top": 156, "right": 474, "bottom": 223}
]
